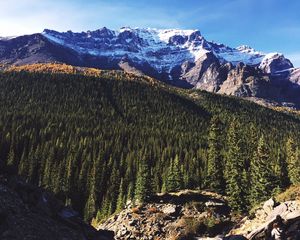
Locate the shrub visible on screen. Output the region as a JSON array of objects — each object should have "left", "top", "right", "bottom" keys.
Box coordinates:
[
  {"left": 276, "top": 185, "right": 300, "bottom": 202},
  {"left": 131, "top": 207, "right": 141, "bottom": 214},
  {"left": 181, "top": 217, "right": 205, "bottom": 237},
  {"left": 147, "top": 207, "right": 160, "bottom": 214}
]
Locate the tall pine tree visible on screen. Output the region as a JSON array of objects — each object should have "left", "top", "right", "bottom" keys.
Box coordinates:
[
  {"left": 134, "top": 157, "right": 153, "bottom": 204},
  {"left": 206, "top": 116, "right": 224, "bottom": 193},
  {"left": 166, "top": 154, "right": 183, "bottom": 192},
  {"left": 224, "top": 119, "right": 247, "bottom": 212},
  {"left": 286, "top": 137, "right": 300, "bottom": 184},
  {"left": 250, "top": 135, "right": 276, "bottom": 205}
]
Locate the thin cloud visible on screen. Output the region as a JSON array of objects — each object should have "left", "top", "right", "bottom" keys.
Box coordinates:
[{"left": 0, "top": 0, "right": 181, "bottom": 36}]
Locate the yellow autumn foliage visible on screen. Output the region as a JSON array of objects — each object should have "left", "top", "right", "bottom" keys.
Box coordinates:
[{"left": 5, "top": 63, "right": 160, "bottom": 86}]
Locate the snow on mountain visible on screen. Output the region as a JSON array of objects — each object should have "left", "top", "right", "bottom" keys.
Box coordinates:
[
  {"left": 0, "top": 36, "right": 17, "bottom": 41},
  {"left": 42, "top": 27, "right": 277, "bottom": 74},
  {"left": 259, "top": 52, "right": 293, "bottom": 74},
  {"left": 217, "top": 45, "right": 264, "bottom": 65}
]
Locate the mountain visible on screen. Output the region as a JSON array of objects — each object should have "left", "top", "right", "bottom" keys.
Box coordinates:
[{"left": 0, "top": 27, "right": 299, "bottom": 108}]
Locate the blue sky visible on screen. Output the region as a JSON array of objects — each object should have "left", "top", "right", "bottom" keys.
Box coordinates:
[{"left": 1, "top": 0, "right": 300, "bottom": 66}]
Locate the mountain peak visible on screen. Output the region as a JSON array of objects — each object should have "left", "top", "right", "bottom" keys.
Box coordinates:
[
  {"left": 259, "top": 52, "right": 294, "bottom": 74},
  {"left": 236, "top": 45, "right": 260, "bottom": 53}
]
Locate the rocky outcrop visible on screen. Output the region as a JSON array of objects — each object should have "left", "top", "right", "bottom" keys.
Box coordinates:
[
  {"left": 181, "top": 52, "right": 222, "bottom": 91},
  {"left": 231, "top": 198, "right": 300, "bottom": 240},
  {"left": 98, "top": 190, "right": 233, "bottom": 240},
  {"left": 0, "top": 175, "right": 114, "bottom": 240},
  {"left": 218, "top": 63, "right": 265, "bottom": 97},
  {"left": 97, "top": 187, "right": 300, "bottom": 240}
]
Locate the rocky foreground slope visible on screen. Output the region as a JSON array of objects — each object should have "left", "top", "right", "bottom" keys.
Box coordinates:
[
  {"left": 0, "top": 175, "right": 114, "bottom": 240},
  {"left": 1, "top": 171, "right": 300, "bottom": 240},
  {"left": 97, "top": 189, "right": 300, "bottom": 240},
  {"left": 0, "top": 27, "right": 300, "bottom": 107},
  {"left": 97, "top": 190, "right": 233, "bottom": 240}
]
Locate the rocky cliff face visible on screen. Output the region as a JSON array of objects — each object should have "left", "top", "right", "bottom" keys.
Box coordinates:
[
  {"left": 0, "top": 27, "right": 299, "bottom": 107},
  {"left": 0, "top": 175, "right": 114, "bottom": 240}
]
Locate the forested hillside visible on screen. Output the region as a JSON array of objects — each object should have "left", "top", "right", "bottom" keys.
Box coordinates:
[{"left": 0, "top": 67, "right": 300, "bottom": 223}]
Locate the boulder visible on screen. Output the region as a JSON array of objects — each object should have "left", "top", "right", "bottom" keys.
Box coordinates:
[
  {"left": 267, "top": 202, "right": 288, "bottom": 220},
  {"left": 162, "top": 204, "right": 180, "bottom": 216},
  {"left": 285, "top": 210, "right": 300, "bottom": 221},
  {"left": 263, "top": 198, "right": 275, "bottom": 214},
  {"left": 205, "top": 201, "right": 225, "bottom": 207}
]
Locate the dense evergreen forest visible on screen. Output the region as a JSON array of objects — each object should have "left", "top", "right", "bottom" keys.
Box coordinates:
[{"left": 1, "top": 68, "right": 300, "bottom": 222}]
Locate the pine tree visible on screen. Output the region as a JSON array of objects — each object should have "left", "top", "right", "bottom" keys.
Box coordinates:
[
  {"left": 84, "top": 188, "right": 96, "bottom": 222},
  {"left": 18, "top": 149, "right": 30, "bottom": 179},
  {"left": 116, "top": 179, "right": 125, "bottom": 211},
  {"left": 6, "top": 144, "right": 17, "bottom": 173},
  {"left": 126, "top": 181, "right": 134, "bottom": 203},
  {"left": 224, "top": 119, "right": 247, "bottom": 212},
  {"left": 134, "top": 158, "right": 152, "bottom": 204},
  {"left": 166, "top": 154, "right": 183, "bottom": 192},
  {"left": 286, "top": 137, "right": 300, "bottom": 184},
  {"left": 65, "top": 144, "right": 77, "bottom": 196},
  {"left": 97, "top": 196, "right": 111, "bottom": 221},
  {"left": 206, "top": 116, "right": 224, "bottom": 192},
  {"left": 28, "top": 146, "right": 39, "bottom": 184},
  {"left": 250, "top": 135, "right": 276, "bottom": 205},
  {"left": 107, "top": 162, "right": 120, "bottom": 213},
  {"left": 42, "top": 148, "right": 55, "bottom": 189},
  {"left": 274, "top": 149, "right": 289, "bottom": 189}
]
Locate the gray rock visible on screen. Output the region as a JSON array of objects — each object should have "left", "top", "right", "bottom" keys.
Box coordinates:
[
  {"left": 205, "top": 200, "right": 225, "bottom": 207},
  {"left": 161, "top": 204, "right": 177, "bottom": 215},
  {"left": 263, "top": 198, "right": 275, "bottom": 214},
  {"left": 285, "top": 210, "right": 300, "bottom": 220},
  {"left": 267, "top": 203, "right": 288, "bottom": 220}
]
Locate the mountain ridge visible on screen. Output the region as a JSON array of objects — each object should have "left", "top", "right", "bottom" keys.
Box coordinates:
[{"left": 0, "top": 27, "right": 299, "bottom": 108}]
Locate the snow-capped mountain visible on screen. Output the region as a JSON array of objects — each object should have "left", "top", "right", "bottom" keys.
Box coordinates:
[
  {"left": 41, "top": 27, "right": 283, "bottom": 74},
  {"left": 42, "top": 27, "right": 294, "bottom": 72},
  {"left": 0, "top": 27, "right": 299, "bottom": 107}
]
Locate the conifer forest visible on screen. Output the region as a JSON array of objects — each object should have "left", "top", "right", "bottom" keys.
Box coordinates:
[{"left": 1, "top": 70, "right": 300, "bottom": 222}]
